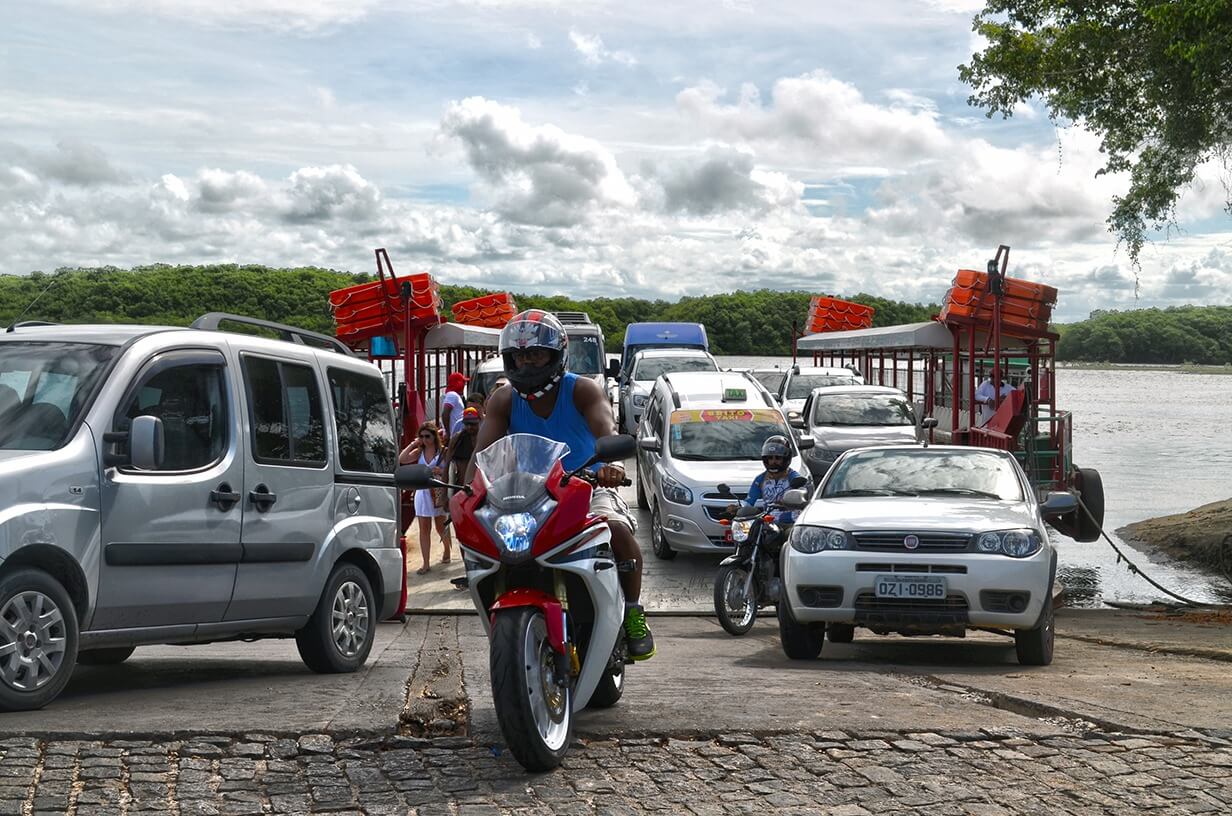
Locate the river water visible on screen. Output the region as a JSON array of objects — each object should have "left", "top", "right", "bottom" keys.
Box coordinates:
[{"left": 718, "top": 356, "right": 1232, "bottom": 608}]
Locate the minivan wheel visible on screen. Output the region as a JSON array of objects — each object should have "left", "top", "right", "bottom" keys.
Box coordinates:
[
  {"left": 650, "top": 503, "right": 676, "bottom": 561},
  {"left": 296, "top": 563, "right": 375, "bottom": 674},
  {"left": 635, "top": 465, "right": 649, "bottom": 510},
  {"left": 78, "top": 646, "right": 136, "bottom": 666},
  {"left": 0, "top": 568, "right": 79, "bottom": 712}
]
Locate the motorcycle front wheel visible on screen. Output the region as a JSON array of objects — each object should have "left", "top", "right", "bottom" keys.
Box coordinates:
[
  {"left": 490, "top": 608, "right": 573, "bottom": 771},
  {"left": 714, "top": 563, "right": 757, "bottom": 636}
]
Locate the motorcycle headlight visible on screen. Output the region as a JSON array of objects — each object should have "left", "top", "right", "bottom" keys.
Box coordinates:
[
  {"left": 977, "top": 529, "right": 1042, "bottom": 558},
  {"left": 790, "top": 525, "right": 850, "bottom": 554},
  {"left": 731, "top": 519, "right": 754, "bottom": 543},
  {"left": 494, "top": 512, "right": 538, "bottom": 554},
  {"left": 660, "top": 471, "right": 693, "bottom": 505}
]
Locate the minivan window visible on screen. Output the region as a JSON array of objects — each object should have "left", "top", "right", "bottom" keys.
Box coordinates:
[
  {"left": 566, "top": 335, "right": 603, "bottom": 375},
  {"left": 813, "top": 394, "right": 915, "bottom": 426},
  {"left": 118, "top": 363, "right": 228, "bottom": 471},
  {"left": 0, "top": 342, "right": 117, "bottom": 451},
  {"left": 328, "top": 368, "right": 397, "bottom": 473},
  {"left": 244, "top": 356, "right": 326, "bottom": 466},
  {"left": 668, "top": 408, "right": 792, "bottom": 461},
  {"left": 633, "top": 356, "right": 717, "bottom": 381},
  {"left": 786, "top": 374, "right": 860, "bottom": 399}
]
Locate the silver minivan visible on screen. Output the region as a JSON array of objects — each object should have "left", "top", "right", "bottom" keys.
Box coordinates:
[{"left": 0, "top": 313, "right": 404, "bottom": 711}]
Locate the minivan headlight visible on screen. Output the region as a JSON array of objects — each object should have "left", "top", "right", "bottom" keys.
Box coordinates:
[
  {"left": 660, "top": 471, "right": 693, "bottom": 505},
  {"left": 494, "top": 512, "right": 538, "bottom": 554},
  {"left": 977, "top": 529, "right": 1041, "bottom": 558},
  {"left": 790, "top": 525, "right": 851, "bottom": 554}
]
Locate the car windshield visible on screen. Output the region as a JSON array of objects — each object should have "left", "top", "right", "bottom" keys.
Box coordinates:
[
  {"left": 0, "top": 341, "right": 118, "bottom": 451},
  {"left": 474, "top": 433, "right": 570, "bottom": 511},
  {"left": 749, "top": 370, "right": 786, "bottom": 394},
  {"left": 669, "top": 408, "right": 793, "bottom": 461},
  {"left": 633, "top": 356, "right": 716, "bottom": 381},
  {"left": 566, "top": 335, "right": 603, "bottom": 375},
  {"left": 787, "top": 374, "right": 860, "bottom": 399},
  {"left": 823, "top": 448, "right": 1023, "bottom": 501},
  {"left": 813, "top": 394, "right": 915, "bottom": 426}
]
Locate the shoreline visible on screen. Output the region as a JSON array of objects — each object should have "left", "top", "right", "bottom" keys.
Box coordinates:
[
  {"left": 1056, "top": 361, "right": 1232, "bottom": 375},
  {"left": 1117, "top": 498, "right": 1232, "bottom": 579}
]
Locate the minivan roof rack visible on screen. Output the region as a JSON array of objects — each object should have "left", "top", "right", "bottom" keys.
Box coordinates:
[
  {"left": 662, "top": 374, "right": 682, "bottom": 409},
  {"left": 191, "top": 313, "right": 354, "bottom": 356},
  {"left": 742, "top": 370, "right": 775, "bottom": 407},
  {"left": 552, "top": 311, "right": 593, "bottom": 325}
]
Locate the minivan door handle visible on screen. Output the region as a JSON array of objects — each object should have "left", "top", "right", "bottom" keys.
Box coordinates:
[
  {"left": 209, "top": 484, "right": 241, "bottom": 511},
  {"left": 249, "top": 484, "right": 278, "bottom": 512}
]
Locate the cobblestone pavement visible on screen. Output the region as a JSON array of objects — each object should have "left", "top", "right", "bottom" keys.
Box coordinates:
[{"left": 3, "top": 729, "right": 1230, "bottom": 815}]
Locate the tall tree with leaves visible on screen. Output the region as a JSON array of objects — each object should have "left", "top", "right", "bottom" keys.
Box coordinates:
[{"left": 960, "top": 1, "right": 1232, "bottom": 267}]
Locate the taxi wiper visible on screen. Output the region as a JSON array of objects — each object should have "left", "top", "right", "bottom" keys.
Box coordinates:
[
  {"left": 827, "top": 488, "right": 918, "bottom": 497},
  {"left": 917, "top": 487, "right": 1002, "bottom": 499}
]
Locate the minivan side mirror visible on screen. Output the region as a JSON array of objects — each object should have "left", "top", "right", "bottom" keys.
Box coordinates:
[
  {"left": 394, "top": 463, "right": 438, "bottom": 490},
  {"left": 606, "top": 359, "right": 621, "bottom": 379},
  {"left": 1041, "top": 491, "right": 1079, "bottom": 518},
  {"left": 595, "top": 434, "right": 636, "bottom": 462},
  {"left": 779, "top": 488, "right": 808, "bottom": 510},
  {"left": 638, "top": 436, "right": 661, "bottom": 454},
  {"left": 787, "top": 410, "right": 805, "bottom": 429},
  {"left": 129, "top": 415, "right": 165, "bottom": 471}
]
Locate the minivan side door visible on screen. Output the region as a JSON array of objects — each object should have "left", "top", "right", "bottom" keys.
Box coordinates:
[
  {"left": 94, "top": 349, "right": 241, "bottom": 630},
  {"left": 225, "top": 352, "right": 333, "bottom": 621},
  {"left": 638, "top": 392, "right": 664, "bottom": 502}
]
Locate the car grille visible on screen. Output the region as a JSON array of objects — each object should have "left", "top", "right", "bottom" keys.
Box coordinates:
[
  {"left": 706, "top": 535, "right": 732, "bottom": 547},
  {"left": 851, "top": 531, "right": 972, "bottom": 552},
  {"left": 797, "top": 586, "right": 843, "bottom": 608},
  {"left": 855, "top": 563, "right": 967, "bottom": 575},
  {"left": 853, "top": 591, "right": 969, "bottom": 626},
  {"left": 702, "top": 491, "right": 748, "bottom": 502},
  {"left": 704, "top": 506, "right": 732, "bottom": 522}
]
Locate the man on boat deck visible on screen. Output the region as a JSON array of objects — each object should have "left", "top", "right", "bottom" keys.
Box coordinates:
[
  {"left": 975, "top": 371, "right": 1015, "bottom": 426},
  {"left": 467, "top": 309, "right": 655, "bottom": 660}
]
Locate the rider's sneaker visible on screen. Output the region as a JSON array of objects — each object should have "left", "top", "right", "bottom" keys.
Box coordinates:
[{"left": 623, "top": 604, "right": 655, "bottom": 661}]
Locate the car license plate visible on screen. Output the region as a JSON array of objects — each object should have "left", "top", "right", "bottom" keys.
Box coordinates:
[{"left": 874, "top": 575, "right": 946, "bottom": 600}]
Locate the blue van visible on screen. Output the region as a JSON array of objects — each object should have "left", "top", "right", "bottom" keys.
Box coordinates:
[{"left": 612, "top": 322, "right": 709, "bottom": 378}]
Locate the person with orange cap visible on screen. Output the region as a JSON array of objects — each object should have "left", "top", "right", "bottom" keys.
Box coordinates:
[
  {"left": 443, "top": 406, "right": 482, "bottom": 493},
  {"left": 440, "top": 371, "right": 468, "bottom": 444}
]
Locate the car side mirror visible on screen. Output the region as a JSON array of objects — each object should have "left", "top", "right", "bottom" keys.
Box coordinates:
[
  {"left": 921, "top": 417, "right": 938, "bottom": 430},
  {"left": 796, "top": 435, "right": 815, "bottom": 451},
  {"left": 787, "top": 411, "right": 805, "bottom": 429},
  {"left": 395, "top": 463, "right": 437, "bottom": 489},
  {"left": 1041, "top": 491, "right": 1078, "bottom": 518},
  {"left": 595, "top": 434, "right": 636, "bottom": 462},
  {"left": 638, "top": 436, "right": 661, "bottom": 454},
  {"left": 606, "top": 359, "right": 621, "bottom": 378},
  {"left": 774, "top": 394, "right": 784, "bottom": 404},
  {"left": 129, "top": 415, "right": 165, "bottom": 471},
  {"left": 779, "top": 488, "right": 808, "bottom": 510}
]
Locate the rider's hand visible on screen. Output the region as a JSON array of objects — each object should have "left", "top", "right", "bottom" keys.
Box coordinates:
[
  {"left": 596, "top": 463, "right": 625, "bottom": 488},
  {"left": 726, "top": 503, "right": 738, "bottom": 516}
]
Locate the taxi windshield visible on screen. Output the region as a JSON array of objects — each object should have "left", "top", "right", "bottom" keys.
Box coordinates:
[{"left": 669, "top": 408, "right": 792, "bottom": 461}]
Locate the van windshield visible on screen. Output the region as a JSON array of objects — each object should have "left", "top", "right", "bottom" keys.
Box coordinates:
[
  {"left": 0, "top": 342, "right": 118, "bottom": 451},
  {"left": 566, "top": 335, "right": 603, "bottom": 375}
]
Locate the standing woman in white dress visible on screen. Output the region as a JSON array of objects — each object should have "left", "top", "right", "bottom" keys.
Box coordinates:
[{"left": 398, "top": 421, "right": 454, "bottom": 575}]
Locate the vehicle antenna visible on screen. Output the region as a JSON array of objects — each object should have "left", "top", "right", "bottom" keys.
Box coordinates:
[{"left": 5, "top": 274, "right": 60, "bottom": 333}]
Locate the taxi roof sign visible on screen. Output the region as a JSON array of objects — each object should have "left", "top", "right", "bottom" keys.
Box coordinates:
[{"left": 722, "top": 386, "right": 747, "bottom": 402}]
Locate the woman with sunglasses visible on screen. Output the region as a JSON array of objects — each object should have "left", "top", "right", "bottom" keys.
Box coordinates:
[{"left": 399, "top": 421, "right": 454, "bottom": 574}]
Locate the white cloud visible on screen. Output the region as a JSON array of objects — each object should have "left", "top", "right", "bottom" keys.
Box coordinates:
[
  {"left": 568, "top": 29, "right": 637, "bottom": 67},
  {"left": 641, "top": 146, "right": 803, "bottom": 215},
  {"left": 281, "top": 165, "right": 382, "bottom": 223},
  {"left": 52, "top": 0, "right": 389, "bottom": 32}
]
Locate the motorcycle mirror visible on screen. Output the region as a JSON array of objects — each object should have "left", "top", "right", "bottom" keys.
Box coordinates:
[
  {"left": 594, "top": 433, "right": 636, "bottom": 462},
  {"left": 394, "top": 463, "right": 438, "bottom": 489},
  {"left": 716, "top": 482, "right": 734, "bottom": 498},
  {"left": 789, "top": 475, "right": 809, "bottom": 489},
  {"left": 779, "top": 488, "right": 808, "bottom": 510}
]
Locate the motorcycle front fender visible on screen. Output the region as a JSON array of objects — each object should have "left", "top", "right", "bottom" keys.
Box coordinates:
[
  {"left": 719, "top": 554, "right": 749, "bottom": 567},
  {"left": 489, "top": 588, "right": 566, "bottom": 654}
]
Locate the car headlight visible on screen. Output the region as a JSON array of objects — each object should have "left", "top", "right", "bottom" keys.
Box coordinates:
[
  {"left": 789, "top": 525, "right": 851, "bottom": 554},
  {"left": 660, "top": 471, "right": 693, "bottom": 505},
  {"left": 810, "top": 446, "right": 838, "bottom": 462},
  {"left": 977, "top": 529, "right": 1042, "bottom": 558},
  {"left": 494, "top": 512, "right": 538, "bottom": 554},
  {"left": 632, "top": 394, "right": 647, "bottom": 408},
  {"left": 731, "top": 519, "right": 754, "bottom": 543}
]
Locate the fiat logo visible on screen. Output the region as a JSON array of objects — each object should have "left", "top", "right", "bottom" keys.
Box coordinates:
[{"left": 903, "top": 534, "right": 920, "bottom": 550}]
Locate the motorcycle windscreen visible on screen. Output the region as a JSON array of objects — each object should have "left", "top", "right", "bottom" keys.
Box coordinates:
[{"left": 476, "top": 433, "right": 571, "bottom": 512}]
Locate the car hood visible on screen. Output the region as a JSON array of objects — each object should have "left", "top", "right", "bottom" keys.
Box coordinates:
[
  {"left": 810, "top": 425, "right": 918, "bottom": 451},
  {"left": 800, "top": 496, "right": 1038, "bottom": 533}
]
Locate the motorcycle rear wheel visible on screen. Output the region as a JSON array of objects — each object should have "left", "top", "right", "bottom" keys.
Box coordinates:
[
  {"left": 490, "top": 608, "right": 573, "bottom": 771},
  {"left": 714, "top": 564, "right": 757, "bottom": 635},
  {"left": 588, "top": 661, "right": 625, "bottom": 708}
]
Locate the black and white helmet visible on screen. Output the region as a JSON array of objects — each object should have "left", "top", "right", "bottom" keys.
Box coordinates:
[
  {"left": 498, "top": 309, "right": 569, "bottom": 401},
  {"left": 761, "top": 434, "right": 791, "bottom": 470}
]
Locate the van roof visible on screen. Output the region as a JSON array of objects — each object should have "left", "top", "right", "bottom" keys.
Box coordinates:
[
  {"left": 623, "top": 322, "right": 707, "bottom": 346},
  {"left": 661, "top": 370, "right": 775, "bottom": 408}
]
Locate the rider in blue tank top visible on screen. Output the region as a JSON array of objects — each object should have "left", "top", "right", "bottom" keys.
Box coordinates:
[{"left": 465, "top": 309, "right": 655, "bottom": 661}]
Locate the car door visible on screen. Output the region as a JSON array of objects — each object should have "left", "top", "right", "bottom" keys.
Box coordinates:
[
  {"left": 94, "top": 349, "right": 240, "bottom": 630},
  {"left": 225, "top": 352, "right": 333, "bottom": 621},
  {"left": 638, "top": 394, "right": 664, "bottom": 500}
]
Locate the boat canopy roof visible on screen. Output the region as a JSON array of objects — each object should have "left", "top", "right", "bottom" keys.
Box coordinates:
[
  {"left": 797, "top": 320, "right": 1047, "bottom": 353},
  {"left": 424, "top": 321, "right": 502, "bottom": 350}
]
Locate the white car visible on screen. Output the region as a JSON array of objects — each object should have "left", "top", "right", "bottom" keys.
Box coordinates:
[
  {"left": 777, "top": 365, "right": 863, "bottom": 417},
  {"left": 618, "top": 348, "right": 718, "bottom": 434},
  {"left": 777, "top": 445, "right": 1077, "bottom": 666}
]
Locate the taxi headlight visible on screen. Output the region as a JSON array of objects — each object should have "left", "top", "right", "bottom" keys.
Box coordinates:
[
  {"left": 660, "top": 471, "right": 693, "bottom": 505},
  {"left": 790, "top": 525, "right": 851, "bottom": 554}
]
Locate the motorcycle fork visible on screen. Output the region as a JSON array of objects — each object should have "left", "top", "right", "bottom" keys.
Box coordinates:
[
  {"left": 741, "top": 541, "right": 760, "bottom": 602},
  {"left": 553, "top": 571, "right": 578, "bottom": 682}
]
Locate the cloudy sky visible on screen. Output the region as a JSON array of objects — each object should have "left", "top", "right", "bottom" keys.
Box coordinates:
[{"left": 3, "top": 0, "right": 1230, "bottom": 321}]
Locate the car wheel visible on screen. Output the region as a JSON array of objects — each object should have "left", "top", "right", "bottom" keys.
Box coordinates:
[
  {"left": 296, "top": 562, "right": 376, "bottom": 673},
  {"left": 826, "top": 623, "right": 855, "bottom": 644},
  {"left": 77, "top": 646, "right": 136, "bottom": 666},
  {"left": 777, "top": 597, "right": 824, "bottom": 660},
  {"left": 0, "top": 568, "right": 79, "bottom": 712},
  {"left": 650, "top": 503, "right": 676, "bottom": 560},
  {"left": 635, "top": 462, "right": 649, "bottom": 510},
  {"left": 1015, "top": 594, "right": 1055, "bottom": 666}
]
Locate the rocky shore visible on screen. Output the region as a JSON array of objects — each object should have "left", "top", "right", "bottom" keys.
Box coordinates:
[{"left": 1119, "top": 498, "right": 1232, "bottom": 578}]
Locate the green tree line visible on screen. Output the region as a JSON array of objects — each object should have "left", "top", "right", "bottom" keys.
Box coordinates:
[
  {"left": 1056, "top": 306, "right": 1232, "bottom": 365},
  {"left": 0, "top": 265, "right": 937, "bottom": 356}
]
